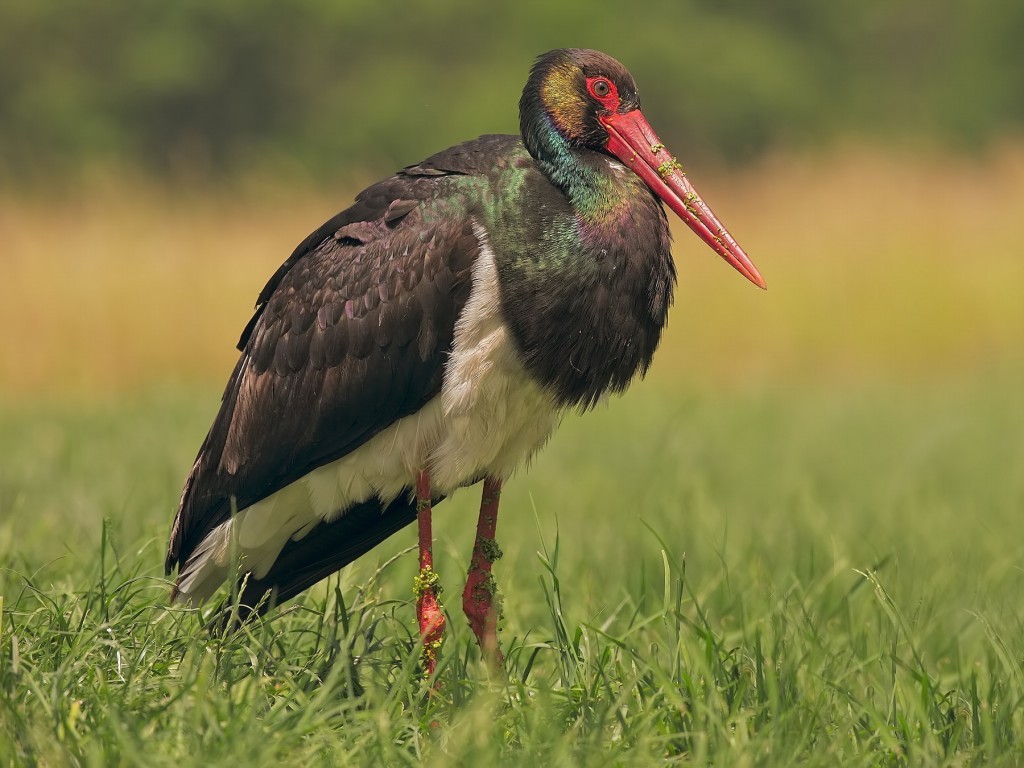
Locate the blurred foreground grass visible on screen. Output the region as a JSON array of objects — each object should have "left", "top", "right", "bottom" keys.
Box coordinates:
[
  {"left": 1, "top": 146, "right": 1022, "bottom": 398},
  {"left": 1, "top": 149, "right": 1023, "bottom": 764}
]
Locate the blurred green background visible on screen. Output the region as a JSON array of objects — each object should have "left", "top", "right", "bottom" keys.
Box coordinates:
[
  {"left": 2, "top": 6, "right": 1024, "bottom": 763},
  {"left": 3, "top": 0, "right": 1024, "bottom": 186},
  {"left": 2, "top": 0, "right": 1023, "bottom": 398}
]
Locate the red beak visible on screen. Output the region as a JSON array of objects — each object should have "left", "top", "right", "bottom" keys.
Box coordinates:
[{"left": 600, "top": 109, "right": 766, "bottom": 289}]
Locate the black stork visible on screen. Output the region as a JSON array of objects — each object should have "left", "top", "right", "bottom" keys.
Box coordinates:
[{"left": 165, "top": 48, "right": 765, "bottom": 674}]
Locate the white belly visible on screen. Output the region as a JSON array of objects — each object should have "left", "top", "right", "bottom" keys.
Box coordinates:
[{"left": 175, "top": 232, "right": 561, "bottom": 601}]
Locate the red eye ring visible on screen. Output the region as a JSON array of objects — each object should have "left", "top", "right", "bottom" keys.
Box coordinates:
[{"left": 586, "top": 76, "right": 619, "bottom": 108}]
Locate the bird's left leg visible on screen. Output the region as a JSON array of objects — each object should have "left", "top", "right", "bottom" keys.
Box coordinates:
[
  {"left": 462, "top": 476, "right": 504, "bottom": 667},
  {"left": 414, "top": 468, "right": 445, "bottom": 676}
]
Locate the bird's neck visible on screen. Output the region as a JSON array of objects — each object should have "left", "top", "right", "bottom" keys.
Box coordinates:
[
  {"left": 529, "top": 124, "right": 622, "bottom": 222},
  {"left": 484, "top": 137, "right": 676, "bottom": 410}
]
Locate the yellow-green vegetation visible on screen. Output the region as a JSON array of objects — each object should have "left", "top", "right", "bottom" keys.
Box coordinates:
[
  {"left": 1, "top": 151, "right": 1023, "bottom": 765},
  {"left": 413, "top": 566, "right": 442, "bottom": 600},
  {"left": 2, "top": 147, "right": 1021, "bottom": 397}
]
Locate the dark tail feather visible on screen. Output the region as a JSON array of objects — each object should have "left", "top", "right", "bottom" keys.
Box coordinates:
[{"left": 212, "top": 493, "right": 441, "bottom": 631}]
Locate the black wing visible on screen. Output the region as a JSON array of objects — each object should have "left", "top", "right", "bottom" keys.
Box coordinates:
[{"left": 165, "top": 160, "right": 495, "bottom": 595}]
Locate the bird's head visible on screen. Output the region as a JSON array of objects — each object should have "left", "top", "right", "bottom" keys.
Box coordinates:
[{"left": 521, "top": 48, "right": 765, "bottom": 289}]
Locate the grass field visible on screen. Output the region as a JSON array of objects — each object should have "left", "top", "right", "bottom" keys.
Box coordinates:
[{"left": 1, "top": 148, "right": 1023, "bottom": 765}]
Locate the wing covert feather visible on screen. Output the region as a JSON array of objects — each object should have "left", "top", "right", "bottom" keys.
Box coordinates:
[{"left": 167, "top": 177, "right": 481, "bottom": 574}]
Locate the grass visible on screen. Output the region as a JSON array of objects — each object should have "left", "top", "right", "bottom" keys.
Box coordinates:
[
  {"left": 2, "top": 147, "right": 1024, "bottom": 765},
  {"left": 2, "top": 375, "right": 1023, "bottom": 766}
]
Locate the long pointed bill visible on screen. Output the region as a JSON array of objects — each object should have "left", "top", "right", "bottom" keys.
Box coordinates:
[{"left": 600, "top": 109, "right": 766, "bottom": 289}]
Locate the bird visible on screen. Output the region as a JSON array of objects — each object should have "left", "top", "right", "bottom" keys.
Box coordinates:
[{"left": 165, "top": 48, "right": 765, "bottom": 674}]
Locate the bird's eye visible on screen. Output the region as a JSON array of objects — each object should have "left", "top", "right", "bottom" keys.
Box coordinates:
[{"left": 592, "top": 79, "right": 610, "bottom": 98}]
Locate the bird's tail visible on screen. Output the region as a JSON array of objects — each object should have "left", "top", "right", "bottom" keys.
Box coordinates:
[{"left": 207, "top": 493, "right": 430, "bottom": 632}]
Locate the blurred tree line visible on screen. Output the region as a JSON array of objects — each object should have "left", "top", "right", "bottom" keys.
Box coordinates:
[{"left": 1, "top": 0, "right": 1022, "bottom": 185}]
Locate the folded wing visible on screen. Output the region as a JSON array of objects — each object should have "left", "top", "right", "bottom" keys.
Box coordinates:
[{"left": 165, "top": 168, "right": 483, "bottom": 604}]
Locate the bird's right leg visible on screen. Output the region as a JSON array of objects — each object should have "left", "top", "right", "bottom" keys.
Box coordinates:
[
  {"left": 414, "top": 468, "right": 445, "bottom": 676},
  {"left": 462, "top": 476, "right": 504, "bottom": 668}
]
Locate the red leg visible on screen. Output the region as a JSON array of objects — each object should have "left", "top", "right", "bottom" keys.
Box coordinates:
[
  {"left": 414, "top": 469, "right": 445, "bottom": 676},
  {"left": 462, "top": 476, "right": 504, "bottom": 667}
]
